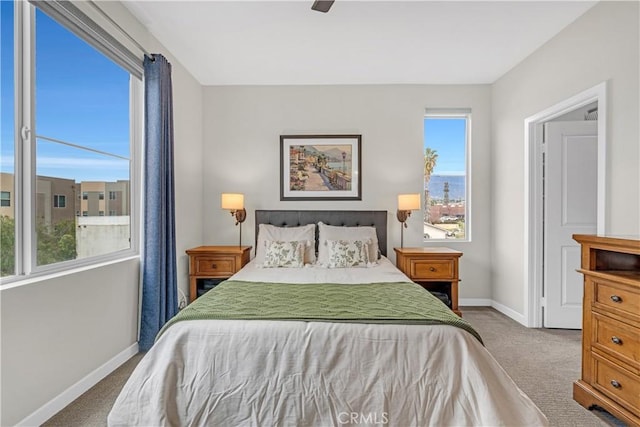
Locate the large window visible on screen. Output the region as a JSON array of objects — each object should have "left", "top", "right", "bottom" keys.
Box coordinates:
[
  {"left": 423, "top": 110, "right": 470, "bottom": 241},
  {"left": 0, "top": 2, "right": 141, "bottom": 280}
]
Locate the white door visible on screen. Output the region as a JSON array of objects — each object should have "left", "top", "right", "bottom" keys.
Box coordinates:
[{"left": 543, "top": 120, "right": 598, "bottom": 329}]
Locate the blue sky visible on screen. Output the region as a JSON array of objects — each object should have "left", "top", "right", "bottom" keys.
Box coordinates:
[
  {"left": 423, "top": 117, "right": 466, "bottom": 175},
  {"left": 1, "top": 3, "right": 130, "bottom": 182}
]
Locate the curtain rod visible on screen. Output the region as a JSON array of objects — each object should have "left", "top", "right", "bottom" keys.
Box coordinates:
[{"left": 88, "top": 1, "right": 155, "bottom": 61}]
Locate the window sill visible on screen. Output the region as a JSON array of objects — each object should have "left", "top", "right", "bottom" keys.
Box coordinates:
[{"left": 0, "top": 254, "right": 140, "bottom": 291}]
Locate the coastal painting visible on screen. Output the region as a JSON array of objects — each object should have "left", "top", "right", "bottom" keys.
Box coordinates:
[{"left": 280, "top": 135, "right": 361, "bottom": 201}]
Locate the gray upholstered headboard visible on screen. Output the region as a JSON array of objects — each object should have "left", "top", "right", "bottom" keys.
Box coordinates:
[{"left": 255, "top": 210, "right": 388, "bottom": 257}]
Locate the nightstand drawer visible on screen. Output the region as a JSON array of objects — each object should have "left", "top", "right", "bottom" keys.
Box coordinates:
[
  {"left": 410, "top": 259, "right": 454, "bottom": 280},
  {"left": 194, "top": 256, "right": 235, "bottom": 276},
  {"left": 593, "top": 355, "right": 640, "bottom": 414}
]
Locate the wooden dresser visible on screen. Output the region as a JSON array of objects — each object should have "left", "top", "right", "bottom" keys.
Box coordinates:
[
  {"left": 394, "top": 247, "right": 462, "bottom": 316},
  {"left": 186, "top": 246, "right": 252, "bottom": 302},
  {"left": 573, "top": 234, "right": 640, "bottom": 426}
]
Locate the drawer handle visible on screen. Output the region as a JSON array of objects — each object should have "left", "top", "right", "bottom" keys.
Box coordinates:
[
  {"left": 610, "top": 295, "right": 623, "bottom": 303},
  {"left": 610, "top": 380, "right": 622, "bottom": 389},
  {"left": 429, "top": 267, "right": 436, "bottom": 272},
  {"left": 211, "top": 263, "right": 218, "bottom": 269},
  {"left": 611, "top": 336, "right": 623, "bottom": 345}
]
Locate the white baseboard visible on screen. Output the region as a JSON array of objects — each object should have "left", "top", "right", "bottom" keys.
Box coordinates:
[
  {"left": 460, "top": 298, "right": 529, "bottom": 327},
  {"left": 18, "top": 342, "right": 139, "bottom": 427},
  {"left": 490, "top": 300, "right": 528, "bottom": 326},
  {"left": 459, "top": 298, "right": 492, "bottom": 306}
]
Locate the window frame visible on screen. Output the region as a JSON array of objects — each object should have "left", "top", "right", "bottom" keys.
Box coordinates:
[
  {"left": 423, "top": 109, "right": 472, "bottom": 243},
  {"left": 1, "top": 1, "right": 142, "bottom": 285}
]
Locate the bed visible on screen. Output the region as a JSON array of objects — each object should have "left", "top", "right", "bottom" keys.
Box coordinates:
[{"left": 108, "top": 210, "right": 548, "bottom": 426}]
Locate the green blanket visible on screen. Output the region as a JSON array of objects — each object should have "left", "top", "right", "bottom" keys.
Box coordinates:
[{"left": 158, "top": 280, "right": 482, "bottom": 343}]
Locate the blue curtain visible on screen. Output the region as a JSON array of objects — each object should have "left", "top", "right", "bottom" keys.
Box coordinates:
[{"left": 139, "top": 54, "right": 178, "bottom": 351}]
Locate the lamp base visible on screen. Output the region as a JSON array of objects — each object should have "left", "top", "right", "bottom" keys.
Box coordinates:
[
  {"left": 230, "top": 209, "right": 247, "bottom": 246},
  {"left": 397, "top": 209, "right": 411, "bottom": 248}
]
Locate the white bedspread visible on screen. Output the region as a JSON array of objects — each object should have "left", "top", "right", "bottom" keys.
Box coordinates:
[{"left": 108, "top": 258, "right": 548, "bottom": 426}]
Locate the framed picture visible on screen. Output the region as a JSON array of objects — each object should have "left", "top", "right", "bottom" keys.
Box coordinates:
[{"left": 280, "top": 134, "right": 362, "bottom": 201}]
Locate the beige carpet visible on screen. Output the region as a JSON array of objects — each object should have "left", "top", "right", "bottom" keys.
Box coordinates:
[{"left": 43, "top": 307, "right": 623, "bottom": 426}]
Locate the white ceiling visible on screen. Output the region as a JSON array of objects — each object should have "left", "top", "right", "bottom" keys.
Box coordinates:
[{"left": 123, "top": 0, "right": 597, "bottom": 86}]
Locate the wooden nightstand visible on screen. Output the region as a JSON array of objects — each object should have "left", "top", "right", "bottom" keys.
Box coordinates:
[
  {"left": 394, "top": 247, "right": 463, "bottom": 316},
  {"left": 186, "top": 246, "right": 252, "bottom": 302}
]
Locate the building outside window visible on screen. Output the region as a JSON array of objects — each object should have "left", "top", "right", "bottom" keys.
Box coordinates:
[
  {"left": 423, "top": 110, "right": 471, "bottom": 241},
  {"left": 53, "top": 195, "right": 66, "bottom": 208},
  {"left": 109, "top": 191, "right": 117, "bottom": 200},
  {"left": 0, "top": 191, "right": 10, "bottom": 207},
  {"left": 99, "top": 192, "right": 105, "bottom": 200}
]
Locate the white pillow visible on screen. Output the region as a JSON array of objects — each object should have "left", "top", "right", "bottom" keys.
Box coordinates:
[
  {"left": 255, "top": 223, "right": 316, "bottom": 264},
  {"left": 262, "top": 240, "right": 305, "bottom": 268},
  {"left": 317, "top": 222, "right": 379, "bottom": 264},
  {"left": 325, "top": 239, "right": 370, "bottom": 268}
]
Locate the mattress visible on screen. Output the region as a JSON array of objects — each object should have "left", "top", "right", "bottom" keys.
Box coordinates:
[{"left": 108, "top": 258, "right": 548, "bottom": 426}]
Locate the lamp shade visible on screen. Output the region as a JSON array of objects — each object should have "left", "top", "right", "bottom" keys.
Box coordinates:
[
  {"left": 398, "top": 193, "right": 421, "bottom": 211},
  {"left": 221, "top": 193, "right": 244, "bottom": 210}
]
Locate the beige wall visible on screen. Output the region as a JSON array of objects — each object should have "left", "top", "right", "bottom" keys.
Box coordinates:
[
  {"left": 491, "top": 1, "right": 639, "bottom": 317},
  {"left": 0, "top": 1, "right": 204, "bottom": 424},
  {"left": 203, "top": 84, "right": 493, "bottom": 301}
]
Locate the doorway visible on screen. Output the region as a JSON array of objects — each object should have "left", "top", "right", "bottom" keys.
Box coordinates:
[{"left": 524, "top": 82, "right": 607, "bottom": 328}]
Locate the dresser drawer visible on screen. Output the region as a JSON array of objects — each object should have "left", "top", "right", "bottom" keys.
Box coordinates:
[
  {"left": 593, "top": 355, "right": 640, "bottom": 414},
  {"left": 409, "top": 259, "right": 454, "bottom": 280},
  {"left": 592, "top": 313, "right": 640, "bottom": 370},
  {"left": 594, "top": 280, "right": 640, "bottom": 320},
  {"left": 193, "top": 256, "right": 235, "bottom": 276}
]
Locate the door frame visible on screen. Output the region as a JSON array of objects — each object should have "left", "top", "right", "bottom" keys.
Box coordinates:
[{"left": 523, "top": 81, "right": 607, "bottom": 328}]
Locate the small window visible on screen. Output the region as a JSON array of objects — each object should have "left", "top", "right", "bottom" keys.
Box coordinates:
[
  {"left": 0, "top": 191, "right": 10, "bottom": 207},
  {"left": 82, "top": 211, "right": 88, "bottom": 217},
  {"left": 53, "top": 194, "right": 66, "bottom": 208},
  {"left": 82, "top": 192, "right": 88, "bottom": 200},
  {"left": 423, "top": 110, "right": 470, "bottom": 241},
  {"left": 98, "top": 211, "right": 105, "bottom": 216},
  {"left": 109, "top": 210, "right": 117, "bottom": 216},
  {"left": 109, "top": 191, "right": 117, "bottom": 200},
  {"left": 98, "top": 192, "right": 105, "bottom": 200}
]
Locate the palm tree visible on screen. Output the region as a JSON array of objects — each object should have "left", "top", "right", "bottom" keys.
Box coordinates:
[{"left": 424, "top": 147, "right": 438, "bottom": 223}]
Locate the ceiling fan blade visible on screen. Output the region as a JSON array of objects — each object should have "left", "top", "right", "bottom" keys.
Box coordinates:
[{"left": 311, "top": 0, "right": 335, "bottom": 13}]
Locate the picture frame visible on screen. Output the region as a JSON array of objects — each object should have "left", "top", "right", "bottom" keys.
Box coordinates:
[{"left": 280, "top": 134, "right": 362, "bottom": 201}]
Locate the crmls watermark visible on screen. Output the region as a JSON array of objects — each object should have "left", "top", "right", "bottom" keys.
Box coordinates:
[{"left": 338, "top": 412, "right": 389, "bottom": 425}]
